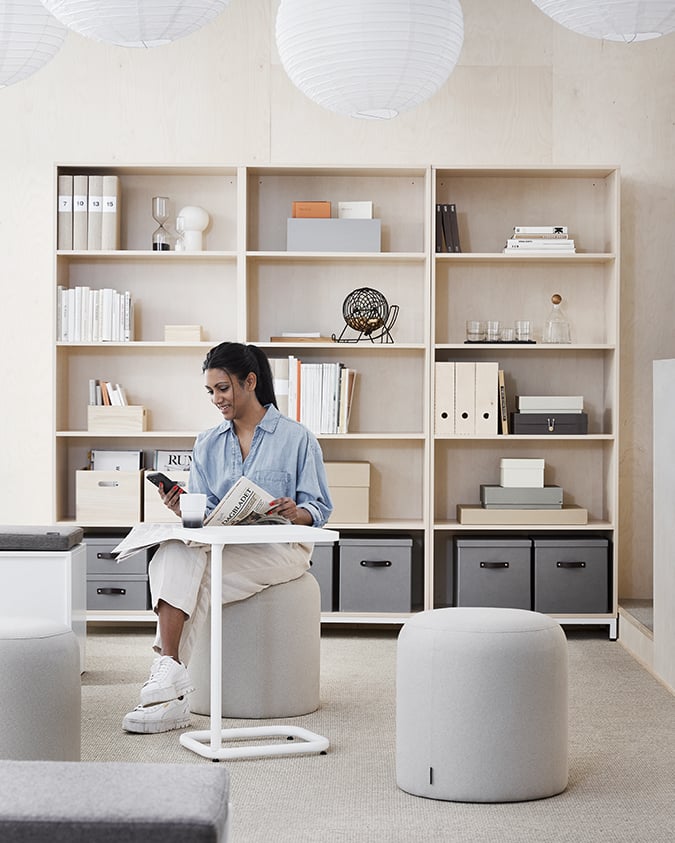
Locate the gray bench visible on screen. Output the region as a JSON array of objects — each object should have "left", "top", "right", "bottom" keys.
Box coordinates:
[{"left": 0, "top": 760, "right": 230, "bottom": 842}]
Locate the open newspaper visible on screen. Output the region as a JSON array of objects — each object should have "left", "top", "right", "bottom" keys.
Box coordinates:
[{"left": 112, "top": 476, "right": 288, "bottom": 561}]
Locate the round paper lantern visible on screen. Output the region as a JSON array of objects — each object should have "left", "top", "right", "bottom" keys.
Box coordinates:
[
  {"left": 531, "top": 0, "right": 675, "bottom": 42},
  {"left": 40, "top": 0, "right": 232, "bottom": 48},
  {"left": 0, "top": 0, "right": 67, "bottom": 88},
  {"left": 275, "top": 0, "right": 464, "bottom": 119}
]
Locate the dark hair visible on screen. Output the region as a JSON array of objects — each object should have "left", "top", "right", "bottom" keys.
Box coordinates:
[{"left": 202, "top": 342, "right": 277, "bottom": 409}]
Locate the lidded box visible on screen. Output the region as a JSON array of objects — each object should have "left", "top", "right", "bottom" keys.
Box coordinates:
[{"left": 499, "top": 458, "right": 545, "bottom": 488}]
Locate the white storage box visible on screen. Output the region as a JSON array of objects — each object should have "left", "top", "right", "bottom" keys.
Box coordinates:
[
  {"left": 325, "top": 462, "right": 370, "bottom": 523},
  {"left": 287, "top": 218, "right": 381, "bottom": 252},
  {"left": 500, "top": 458, "right": 545, "bottom": 488},
  {"left": 76, "top": 470, "right": 143, "bottom": 524}
]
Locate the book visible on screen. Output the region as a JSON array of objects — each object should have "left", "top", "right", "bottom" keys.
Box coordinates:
[
  {"left": 101, "top": 174, "right": 121, "bottom": 250},
  {"left": 513, "top": 226, "right": 568, "bottom": 236},
  {"left": 270, "top": 335, "right": 332, "bottom": 343},
  {"left": 498, "top": 369, "right": 509, "bottom": 435},
  {"left": 292, "top": 201, "right": 331, "bottom": 218},
  {"left": 204, "top": 476, "right": 287, "bottom": 526},
  {"left": 90, "top": 449, "right": 142, "bottom": 471},
  {"left": 448, "top": 203, "right": 461, "bottom": 252},
  {"left": 72, "top": 175, "right": 88, "bottom": 250},
  {"left": 505, "top": 239, "right": 575, "bottom": 249},
  {"left": 153, "top": 449, "right": 193, "bottom": 471},
  {"left": 269, "top": 357, "right": 289, "bottom": 417},
  {"left": 57, "top": 174, "right": 73, "bottom": 250},
  {"left": 435, "top": 204, "right": 445, "bottom": 253},
  {"left": 440, "top": 204, "right": 454, "bottom": 252},
  {"left": 87, "top": 174, "right": 103, "bottom": 250}
]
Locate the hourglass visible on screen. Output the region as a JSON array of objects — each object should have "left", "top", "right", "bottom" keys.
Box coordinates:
[{"left": 152, "top": 196, "right": 170, "bottom": 251}]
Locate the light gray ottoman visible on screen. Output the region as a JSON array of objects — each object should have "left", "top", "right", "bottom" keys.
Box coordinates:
[
  {"left": 189, "top": 572, "right": 321, "bottom": 718},
  {"left": 0, "top": 618, "right": 80, "bottom": 761},
  {"left": 0, "top": 760, "right": 230, "bottom": 842},
  {"left": 396, "top": 607, "right": 568, "bottom": 802}
]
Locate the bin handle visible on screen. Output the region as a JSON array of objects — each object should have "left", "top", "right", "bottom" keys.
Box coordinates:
[
  {"left": 97, "top": 480, "right": 119, "bottom": 488},
  {"left": 480, "top": 561, "right": 509, "bottom": 569},
  {"left": 96, "top": 552, "right": 117, "bottom": 560},
  {"left": 96, "top": 587, "right": 127, "bottom": 595},
  {"left": 556, "top": 561, "right": 586, "bottom": 568},
  {"left": 360, "top": 560, "right": 392, "bottom": 568}
]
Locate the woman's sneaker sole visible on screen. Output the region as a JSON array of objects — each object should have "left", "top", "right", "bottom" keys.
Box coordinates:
[{"left": 122, "top": 697, "right": 191, "bottom": 734}]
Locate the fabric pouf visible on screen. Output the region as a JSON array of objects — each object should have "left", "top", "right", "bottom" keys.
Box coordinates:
[
  {"left": 188, "top": 572, "right": 321, "bottom": 719},
  {"left": 0, "top": 619, "right": 81, "bottom": 761},
  {"left": 396, "top": 607, "right": 568, "bottom": 802}
]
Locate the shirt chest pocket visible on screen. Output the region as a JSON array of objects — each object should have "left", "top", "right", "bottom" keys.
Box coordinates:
[{"left": 249, "top": 470, "right": 292, "bottom": 500}]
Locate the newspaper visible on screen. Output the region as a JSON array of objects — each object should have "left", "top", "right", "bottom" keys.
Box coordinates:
[{"left": 112, "top": 477, "right": 287, "bottom": 561}]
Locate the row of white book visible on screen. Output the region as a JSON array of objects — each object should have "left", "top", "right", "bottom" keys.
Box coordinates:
[
  {"left": 88, "top": 379, "right": 129, "bottom": 406},
  {"left": 503, "top": 225, "right": 575, "bottom": 254},
  {"left": 58, "top": 173, "right": 121, "bottom": 251},
  {"left": 270, "top": 357, "right": 357, "bottom": 435},
  {"left": 57, "top": 285, "right": 134, "bottom": 343}
]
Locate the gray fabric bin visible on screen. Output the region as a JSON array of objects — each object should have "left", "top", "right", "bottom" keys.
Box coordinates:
[
  {"left": 308, "top": 543, "right": 335, "bottom": 612},
  {"left": 533, "top": 537, "right": 609, "bottom": 613},
  {"left": 85, "top": 536, "right": 149, "bottom": 575},
  {"left": 339, "top": 538, "right": 412, "bottom": 612},
  {"left": 87, "top": 575, "right": 149, "bottom": 611},
  {"left": 454, "top": 538, "right": 532, "bottom": 609}
]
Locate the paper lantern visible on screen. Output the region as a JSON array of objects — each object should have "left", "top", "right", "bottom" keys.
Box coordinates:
[
  {"left": 40, "top": 0, "right": 231, "bottom": 48},
  {"left": 531, "top": 0, "right": 675, "bottom": 42},
  {"left": 0, "top": 0, "right": 67, "bottom": 88},
  {"left": 275, "top": 0, "right": 464, "bottom": 119}
]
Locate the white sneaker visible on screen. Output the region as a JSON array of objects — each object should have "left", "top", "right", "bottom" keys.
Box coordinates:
[
  {"left": 122, "top": 696, "right": 191, "bottom": 734},
  {"left": 140, "top": 655, "right": 194, "bottom": 706}
]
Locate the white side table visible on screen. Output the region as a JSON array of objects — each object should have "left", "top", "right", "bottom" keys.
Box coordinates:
[
  {"left": 122, "top": 524, "right": 338, "bottom": 761},
  {"left": 0, "top": 544, "right": 87, "bottom": 672}
]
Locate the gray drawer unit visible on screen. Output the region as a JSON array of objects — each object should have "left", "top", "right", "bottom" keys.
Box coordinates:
[
  {"left": 454, "top": 538, "right": 532, "bottom": 609},
  {"left": 85, "top": 536, "right": 149, "bottom": 575},
  {"left": 533, "top": 537, "right": 609, "bottom": 614},
  {"left": 308, "top": 542, "right": 335, "bottom": 612},
  {"left": 87, "top": 574, "right": 150, "bottom": 611},
  {"left": 339, "top": 538, "right": 413, "bottom": 613}
]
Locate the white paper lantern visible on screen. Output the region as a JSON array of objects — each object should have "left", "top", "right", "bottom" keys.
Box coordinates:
[
  {"left": 0, "top": 0, "right": 67, "bottom": 88},
  {"left": 531, "top": 0, "right": 675, "bottom": 42},
  {"left": 275, "top": 0, "right": 464, "bottom": 119},
  {"left": 40, "top": 0, "right": 231, "bottom": 48}
]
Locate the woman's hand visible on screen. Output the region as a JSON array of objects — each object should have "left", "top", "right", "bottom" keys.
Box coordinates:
[
  {"left": 159, "top": 483, "right": 183, "bottom": 517},
  {"left": 268, "top": 497, "right": 310, "bottom": 525}
]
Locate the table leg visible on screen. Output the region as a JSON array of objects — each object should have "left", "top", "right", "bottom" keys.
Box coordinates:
[{"left": 209, "top": 543, "right": 224, "bottom": 752}]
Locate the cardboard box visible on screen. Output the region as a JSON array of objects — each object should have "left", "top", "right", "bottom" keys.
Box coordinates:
[
  {"left": 287, "top": 218, "right": 381, "bottom": 252},
  {"left": 143, "top": 470, "right": 189, "bottom": 523},
  {"left": 292, "top": 201, "right": 331, "bottom": 218},
  {"left": 164, "top": 324, "right": 203, "bottom": 342},
  {"left": 499, "top": 457, "right": 545, "bottom": 488},
  {"left": 457, "top": 505, "right": 588, "bottom": 525},
  {"left": 76, "top": 470, "right": 143, "bottom": 524},
  {"left": 325, "top": 461, "right": 370, "bottom": 523},
  {"left": 87, "top": 405, "right": 147, "bottom": 433}
]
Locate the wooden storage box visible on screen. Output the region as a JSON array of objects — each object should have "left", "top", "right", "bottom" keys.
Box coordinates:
[
  {"left": 87, "top": 405, "right": 147, "bottom": 433},
  {"left": 164, "top": 324, "right": 203, "bottom": 342},
  {"left": 76, "top": 470, "right": 143, "bottom": 524},
  {"left": 325, "top": 461, "right": 370, "bottom": 523},
  {"left": 143, "top": 470, "right": 190, "bottom": 523}
]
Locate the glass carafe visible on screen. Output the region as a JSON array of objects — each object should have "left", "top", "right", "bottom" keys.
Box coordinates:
[{"left": 543, "top": 293, "right": 571, "bottom": 343}]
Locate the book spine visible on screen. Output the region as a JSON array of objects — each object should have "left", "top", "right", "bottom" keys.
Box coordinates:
[
  {"left": 57, "top": 174, "right": 73, "bottom": 250},
  {"left": 449, "top": 203, "right": 461, "bottom": 253},
  {"left": 441, "top": 204, "right": 454, "bottom": 253},
  {"left": 87, "top": 174, "right": 103, "bottom": 250},
  {"left": 513, "top": 226, "right": 568, "bottom": 236},
  {"left": 101, "top": 175, "right": 121, "bottom": 250},
  {"left": 498, "top": 369, "right": 509, "bottom": 435}
]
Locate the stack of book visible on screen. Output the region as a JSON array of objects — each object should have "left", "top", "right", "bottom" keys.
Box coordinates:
[
  {"left": 88, "top": 379, "right": 129, "bottom": 406},
  {"left": 503, "top": 225, "right": 575, "bottom": 254},
  {"left": 269, "top": 357, "right": 357, "bottom": 435},
  {"left": 57, "top": 286, "right": 134, "bottom": 342},
  {"left": 58, "top": 174, "right": 121, "bottom": 251},
  {"left": 435, "top": 203, "right": 461, "bottom": 252}
]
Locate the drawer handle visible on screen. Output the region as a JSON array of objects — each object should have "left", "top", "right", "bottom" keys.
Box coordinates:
[
  {"left": 97, "top": 480, "right": 119, "bottom": 488},
  {"left": 96, "top": 587, "right": 127, "bottom": 595},
  {"left": 556, "top": 561, "right": 586, "bottom": 568},
  {"left": 480, "top": 561, "right": 509, "bottom": 569},
  {"left": 360, "top": 560, "right": 392, "bottom": 568},
  {"left": 96, "top": 552, "right": 117, "bottom": 560}
]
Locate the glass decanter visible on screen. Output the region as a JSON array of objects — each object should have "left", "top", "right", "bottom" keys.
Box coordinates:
[
  {"left": 152, "top": 196, "right": 170, "bottom": 251},
  {"left": 543, "top": 293, "right": 571, "bottom": 343}
]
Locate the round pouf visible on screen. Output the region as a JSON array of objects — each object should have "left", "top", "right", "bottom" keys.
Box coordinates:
[
  {"left": 0, "top": 618, "right": 81, "bottom": 761},
  {"left": 396, "top": 607, "right": 568, "bottom": 802},
  {"left": 188, "top": 572, "right": 321, "bottom": 719}
]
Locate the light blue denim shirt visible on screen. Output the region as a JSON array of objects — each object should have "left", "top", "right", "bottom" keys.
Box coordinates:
[{"left": 188, "top": 404, "right": 333, "bottom": 527}]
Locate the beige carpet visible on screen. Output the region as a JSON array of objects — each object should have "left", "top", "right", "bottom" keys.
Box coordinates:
[{"left": 82, "top": 627, "right": 675, "bottom": 843}]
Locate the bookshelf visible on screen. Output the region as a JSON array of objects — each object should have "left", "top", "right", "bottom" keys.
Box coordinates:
[{"left": 53, "top": 163, "right": 619, "bottom": 633}]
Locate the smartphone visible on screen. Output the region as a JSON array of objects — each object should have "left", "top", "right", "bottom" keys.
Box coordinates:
[{"left": 146, "top": 472, "right": 185, "bottom": 494}]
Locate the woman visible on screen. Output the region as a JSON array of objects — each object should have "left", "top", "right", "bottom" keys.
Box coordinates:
[{"left": 123, "top": 342, "right": 333, "bottom": 734}]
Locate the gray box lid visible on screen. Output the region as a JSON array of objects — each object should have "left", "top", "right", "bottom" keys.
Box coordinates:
[
  {"left": 0, "top": 526, "right": 83, "bottom": 551},
  {"left": 532, "top": 537, "right": 608, "bottom": 547},
  {"left": 455, "top": 538, "right": 532, "bottom": 548}
]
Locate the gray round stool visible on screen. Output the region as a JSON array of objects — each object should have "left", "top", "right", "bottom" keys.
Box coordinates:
[
  {"left": 0, "top": 618, "right": 81, "bottom": 761},
  {"left": 396, "top": 607, "right": 568, "bottom": 802},
  {"left": 188, "top": 572, "right": 321, "bottom": 719}
]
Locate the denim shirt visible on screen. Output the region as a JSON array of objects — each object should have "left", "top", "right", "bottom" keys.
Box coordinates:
[{"left": 188, "top": 404, "right": 333, "bottom": 527}]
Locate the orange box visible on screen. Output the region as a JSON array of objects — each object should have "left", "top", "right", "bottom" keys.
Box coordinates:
[{"left": 292, "top": 201, "right": 331, "bottom": 218}]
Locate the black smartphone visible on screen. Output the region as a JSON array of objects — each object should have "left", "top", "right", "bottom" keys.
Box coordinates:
[{"left": 147, "top": 472, "right": 185, "bottom": 494}]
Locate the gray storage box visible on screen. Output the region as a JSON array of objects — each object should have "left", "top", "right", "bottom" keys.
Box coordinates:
[
  {"left": 480, "top": 485, "right": 563, "bottom": 509},
  {"left": 85, "top": 536, "right": 149, "bottom": 575},
  {"left": 339, "top": 538, "right": 412, "bottom": 612},
  {"left": 87, "top": 574, "right": 149, "bottom": 611},
  {"left": 454, "top": 537, "right": 532, "bottom": 609},
  {"left": 533, "top": 537, "right": 609, "bottom": 613},
  {"left": 287, "top": 218, "right": 381, "bottom": 252},
  {"left": 0, "top": 525, "right": 83, "bottom": 551},
  {"left": 308, "top": 542, "right": 335, "bottom": 612}
]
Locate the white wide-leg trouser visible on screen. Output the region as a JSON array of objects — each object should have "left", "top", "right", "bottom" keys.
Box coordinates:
[{"left": 148, "top": 539, "right": 312, "bottom": 665}]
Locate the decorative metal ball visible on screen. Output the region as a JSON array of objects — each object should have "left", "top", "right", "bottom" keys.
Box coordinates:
[{"left": 342, "top": 287, "right": 390, "bottom": 334}]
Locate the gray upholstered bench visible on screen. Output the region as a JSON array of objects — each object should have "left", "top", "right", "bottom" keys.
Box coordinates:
[{"left": 0, "top": 760, "right": 230, "bottom": 842}]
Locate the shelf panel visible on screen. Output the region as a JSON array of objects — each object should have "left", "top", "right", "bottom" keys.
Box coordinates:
[
  {"left": 433, "top": 521, "right": 614, "bottom": 531},
  {"left": 57, "top": 342, "right": 216, "bottom": 349},
  {"left": 57, "top": 250, "right": 236, "bottom": 261},
  {"left": 434, "top": 434, "right": 614, "bottom": 441},
  {"left": 434, "top": 344, "right": 616, "bottom": 351},
  {"left": 435, "top": 252, "right": 615, "bottom": 263},
  {"left": 57, "top": 430, "right": 425, "bottom": 439},
  {"left": 248, "top": 251, "right": 425, "bottom": 261}
]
